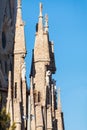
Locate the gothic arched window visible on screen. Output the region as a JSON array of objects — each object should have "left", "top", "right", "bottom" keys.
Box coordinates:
[
  {"left": 38, "top": 92, "right": 41, "bottom": 102},
  {"left": 14, "top": 82, "right": 17, "bottom": 98}
]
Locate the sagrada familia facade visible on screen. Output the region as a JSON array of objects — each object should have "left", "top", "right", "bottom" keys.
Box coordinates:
[{"left": 0, "top": 0, "right": 65, "bottom": 130}]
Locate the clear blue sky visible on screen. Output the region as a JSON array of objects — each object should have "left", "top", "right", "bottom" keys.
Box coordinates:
[{"left": 22, "top": 0, "right": 87, "bottom": 130}]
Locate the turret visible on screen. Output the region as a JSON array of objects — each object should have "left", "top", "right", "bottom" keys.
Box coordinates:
[
  {"left": 31, "top": 3, "right": 55, "bottom": 107},
  {"left": 34, "top": 3, "right": 50, "bottom": 63},
  {"left": 13, "top": 0, "right": 27, "bottom": 130},
  {"left": 29, "top": 3, "right": 65, "bottom": 130},
  {"left": 13, "top": 0, "right": 26, "bottom": 101},
  {"left": 14, "top": 0, "right": 26, "bottom": 54}
]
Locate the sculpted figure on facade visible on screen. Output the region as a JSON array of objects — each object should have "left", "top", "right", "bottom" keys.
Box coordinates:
[{"left": 46, "top": 70, "right": 51, "bottom": 87}]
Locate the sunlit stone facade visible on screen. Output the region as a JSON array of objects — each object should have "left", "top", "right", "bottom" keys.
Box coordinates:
[{"left": 0, "top": 1, "right": 65, "bottom": 130}]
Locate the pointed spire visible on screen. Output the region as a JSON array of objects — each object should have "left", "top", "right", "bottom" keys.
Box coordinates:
[
  {"left": 14, "top": 0, "right": 26, "bottom": 54},
  {"left": 38, "top": 3, "right": 43, "bottom": 32},
  {"left": 39, "top": 2, "right": 43, "bottom": 17},
  {"left": 16, "top": 0, "right": 23, "bottom": 26},
  {"left": 58, "top": 88, "right": 62, "bottom": 112},
  {"left": 17, "top": 0, "right": 21, "bottom": 9},
  {"left": 44, "top": 14, "right": 49, "bottom": 32}
]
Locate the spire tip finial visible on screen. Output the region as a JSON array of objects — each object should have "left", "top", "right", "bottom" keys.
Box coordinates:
[
  {"left": 39, "top": 2, "right": 43, "bottom": 17},
  {"left": 17, "top": 0, "right": 21, "bottom": 8}
]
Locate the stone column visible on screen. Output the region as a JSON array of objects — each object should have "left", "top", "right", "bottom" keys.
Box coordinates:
[
  {"left": 13, "top": 100, "right": 22, "bottom": 130},
  {"left": 22, "top": 80, "right": 27, "bottom": 128},
  {"left": 47, "top": 105, "right": 52, "bottom": 130},
  {"left": 35, "top": 103, "right": 43, "bottom": 130}
]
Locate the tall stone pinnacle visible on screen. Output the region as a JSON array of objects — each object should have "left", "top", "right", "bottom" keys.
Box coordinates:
[
  {"left": 39, "top": 2, "right": 43, "bottom": 17},
  {"left": 30, "top": 3, "right": 65, "bottom": 130},
  {"left": 16, "top": 0, "right": 23, "bottom": 26},
  {"left": 38, "top": 3, "right": 43, "bottom": 32},
  {"left": 14, "top": 0, "right": 26, "bottom": 54},
  {"left": 17, "top": 0, "right": 21, "bottom": 8}
]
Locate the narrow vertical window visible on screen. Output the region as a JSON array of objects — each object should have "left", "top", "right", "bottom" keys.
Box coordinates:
[
  {"left": 15, "top": 82, "right": 17, "bottom": 98},
  {"left": 2, "top": 32, "right": 6, "bottom": 49},
  {"left": 34, "top": 93, "right": 36, "bottom": 103},
  {"left": 38, "top": 92, "right": 40, "bottom": 102}
]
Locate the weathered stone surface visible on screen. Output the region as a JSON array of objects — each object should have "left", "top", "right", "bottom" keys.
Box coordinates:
[{"left": 0, "top": 1, "right": 65, "bottom": 130}]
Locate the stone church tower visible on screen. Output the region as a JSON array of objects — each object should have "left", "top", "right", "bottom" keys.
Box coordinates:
[
  {"left": 0, "top": 0, "right": 65, "bottom": 130},
  {"left": 29, "top": 3, "right": 65, "bottom": 130}
]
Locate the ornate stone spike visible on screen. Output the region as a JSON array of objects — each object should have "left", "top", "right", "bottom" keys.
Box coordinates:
[
  {"left": 17, "top": 0, "right": 21, "bottom": 8},
  {"left": 39, "top": 3, "right": 43, "bottom": 17}
]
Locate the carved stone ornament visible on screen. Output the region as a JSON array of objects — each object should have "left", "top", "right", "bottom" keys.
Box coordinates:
[
  {"left": 21, "top": 62, "right": 26, "bottom": 81},
  {"left": 46, "top": 70, "right": 51, "bottom": 86}
]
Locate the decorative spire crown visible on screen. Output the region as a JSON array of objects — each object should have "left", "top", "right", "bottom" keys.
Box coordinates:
[{"left": 16, "top": 0, "right": 23, "bottom": 26}]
